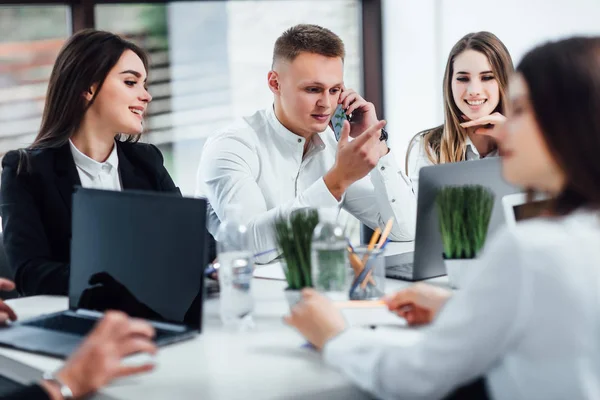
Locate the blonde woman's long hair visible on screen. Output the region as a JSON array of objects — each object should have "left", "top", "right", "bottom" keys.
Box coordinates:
[{"left": 406, "top": 32, "right": 514, "bottom": 171}]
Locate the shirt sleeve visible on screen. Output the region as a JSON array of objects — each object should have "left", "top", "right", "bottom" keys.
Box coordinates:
[
  {"left": 342, "top": 151, "right": 416, "bottom": 241},
  {"left": 197, "top": 134, "right": 341, "bottom": 264},
  {"left": 322, "top": 229, "right": 531, "bottom": 400}
]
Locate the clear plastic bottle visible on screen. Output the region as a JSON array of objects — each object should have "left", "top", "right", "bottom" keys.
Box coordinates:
[
  {"left": 217, "top": 205, "right": 254, "bottom": 329},
  {"left": 311, "top": 208, "right": 349, "bottom": 300}
]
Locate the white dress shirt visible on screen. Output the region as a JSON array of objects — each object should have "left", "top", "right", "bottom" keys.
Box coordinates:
[
  {"left": 196, "top": 107, "right": 416, "bottom": 263},
  {"left": 407, "top": 134, "right": 498, "bottom": 196},
  {"left": 69, "top": 139, "right": 122, "bottom": 191},
  {"left": 324, "top": 209, "right": 600, "bottom": 400}
]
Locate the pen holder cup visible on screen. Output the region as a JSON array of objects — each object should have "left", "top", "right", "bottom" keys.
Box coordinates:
[{"left": 348, "top": 246, "right": 386, "bottom": 301}]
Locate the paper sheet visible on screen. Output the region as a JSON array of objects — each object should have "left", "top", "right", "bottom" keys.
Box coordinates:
[{"left": 253, "top": 262, "right": 286, "bottom": 280}]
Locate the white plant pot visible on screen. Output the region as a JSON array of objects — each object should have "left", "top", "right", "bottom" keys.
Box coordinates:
[
  {"left": 284, "top": 289, "right": 303, "bottom": 309},
  {"left": 444, "top": 258, "right": 475, "bottom": 289}
]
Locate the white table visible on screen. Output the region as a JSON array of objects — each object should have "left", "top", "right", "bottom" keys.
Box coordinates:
[{"left": 0, "top": 243, "right": 446, "bottom": 399}]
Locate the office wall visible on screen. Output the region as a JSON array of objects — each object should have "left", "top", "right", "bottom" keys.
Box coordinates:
[{"left": 383, "top": 0, "right": 600, "bottom": 167}]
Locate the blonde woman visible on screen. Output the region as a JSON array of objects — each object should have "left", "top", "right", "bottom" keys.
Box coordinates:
[{"left": 406, "top": 32, "right": 514, "bottom": 194}]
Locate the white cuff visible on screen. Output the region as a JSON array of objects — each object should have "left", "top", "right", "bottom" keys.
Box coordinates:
[
  {"left": 374, "top": 150, "right": 411, "bottom": 186},
  {"left": 302, "top": 177, "right": 343, "bottom": 208}
]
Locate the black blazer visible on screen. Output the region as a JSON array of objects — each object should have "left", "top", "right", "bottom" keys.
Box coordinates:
[{"left": 0, "top": 141, "right": 215, "bottom": 296}]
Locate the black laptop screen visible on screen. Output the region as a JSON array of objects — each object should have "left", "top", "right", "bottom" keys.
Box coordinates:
[{"left": 69, "top": 189, "right": 207, "bottom": 330}]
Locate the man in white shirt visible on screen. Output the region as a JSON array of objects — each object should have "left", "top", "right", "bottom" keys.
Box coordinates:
[{"left": 197, "top": 24, "right": 416, "bottom": 263}]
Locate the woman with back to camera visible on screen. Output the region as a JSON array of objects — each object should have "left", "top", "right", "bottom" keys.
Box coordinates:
[
  {"left": 286, "top": 36, "right": 600, "bottom": 400},
  {"left": 406, "top": 31, "right": 514, "bottom": 194},
  {"left": 0, "top": 29, "right": 215, "bottom": 296}
]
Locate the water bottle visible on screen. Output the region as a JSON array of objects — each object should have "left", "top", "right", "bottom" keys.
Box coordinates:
[
  {"left": 311, "top": 207, "right": 350, "bottom": 301},
  {"left": 217, "top": 205, "right": 254, "bottom": 329}
]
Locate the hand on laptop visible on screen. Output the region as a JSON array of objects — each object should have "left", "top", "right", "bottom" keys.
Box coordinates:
[
  {"left": 0, "top": 278, "right": 17, "bottom": 325},
  {"left": 384, "top": 283, "right": 452, "bottom": 326},
  {"left": 40, "top": 311, "right": 157, "bottom": 400},
  {"left": 324, "top": 120, "right": 388, "bottom": 200}
]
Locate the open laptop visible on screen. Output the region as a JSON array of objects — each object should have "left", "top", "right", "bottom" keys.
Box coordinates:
[
  {"left": 0, "top": 188, "right": 208, "bottom": 358},
  {"left": 385, "top": 157, "right": 521, "bottom": 281}
]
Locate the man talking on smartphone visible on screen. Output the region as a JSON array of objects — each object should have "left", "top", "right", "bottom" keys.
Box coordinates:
[{"left": 196, "top": 24, "right": 415, "bottom": 263}]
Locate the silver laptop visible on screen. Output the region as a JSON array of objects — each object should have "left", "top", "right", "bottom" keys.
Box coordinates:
[
  {"left": 0, "top": 188, "right": 208, "bottom": 358},
  {"left": 385, "top": 157, "right": 521, "bottom": 281}
]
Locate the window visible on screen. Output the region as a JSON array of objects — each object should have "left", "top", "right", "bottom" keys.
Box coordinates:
[
  {"left": 0, "top": 5, "right": 69, "bottom": 153},
  {"left": 95, "top": 0, "right": 363, "bottom": 195}
]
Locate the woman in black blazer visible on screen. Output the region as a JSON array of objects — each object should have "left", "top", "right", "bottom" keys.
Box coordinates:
[{"left": 0, "top": 29, "right": 213, "bottom": 296}]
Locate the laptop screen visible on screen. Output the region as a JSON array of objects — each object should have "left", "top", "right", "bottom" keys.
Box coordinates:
[{"left": 69, "top": 189, "right": 207, "bottom": 330}]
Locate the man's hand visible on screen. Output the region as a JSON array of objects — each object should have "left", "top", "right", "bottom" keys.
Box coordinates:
[
  {"left": 284, "top": 289, "right": 347, "bottom": 351},
  {"left": 52, "top": 311, "right": 157, "bottom": 399},
  {"left": 0, "top": 279, "right": 17, "bottom": 324},
  {"left": 324, "top": 119, "right": 387, "bottom": 200},
  {"left": 338, "top": 88, "right": 388, "bottom": 155},
  {"left": 338, "top": 88, "right": 378, "bottom": 138}
]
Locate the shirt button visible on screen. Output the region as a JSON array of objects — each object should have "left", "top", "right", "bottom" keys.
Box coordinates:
[
  {"left": 297, "top": 138, "right": 302, "bottom": 143},
  {"left": 391, "top": 199, "right": 396, "bottom": 203},
  {"left": 380, "top": 166, "right": 385, "bottom": 171}
]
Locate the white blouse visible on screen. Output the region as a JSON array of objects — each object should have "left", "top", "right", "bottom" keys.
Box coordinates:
[
  {"left": 324, "top": 209, "right": 600, "bottom": 400},
  {"left": 406, "top": 134, "right": 498, "bottom": 196},
  {"left": 69, "top": 140, "right": 122, "bottom": 191}
]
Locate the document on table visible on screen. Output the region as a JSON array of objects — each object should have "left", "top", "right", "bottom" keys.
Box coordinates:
[{"left": 253, "top": 262, "right": 286, "bottom": 280}]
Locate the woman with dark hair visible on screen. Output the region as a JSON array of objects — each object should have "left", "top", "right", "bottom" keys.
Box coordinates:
[
  {"left": 286, "top": 37, "right": 600, "bottom": 400},
  {"left": 0, "top": 29, "right": 200, "bottom": 296}
]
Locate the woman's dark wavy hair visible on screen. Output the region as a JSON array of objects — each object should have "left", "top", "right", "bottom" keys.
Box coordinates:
[
  {"left": 518, "top": 37, "right": 600, "bottom": 215},
  {"left": 18, "top": 29, "right": 148, "bottom": 171}
]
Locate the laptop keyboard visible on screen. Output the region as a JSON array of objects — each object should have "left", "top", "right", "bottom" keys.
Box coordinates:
[
  {"left": 23, "top": 314, "right": 186, "bottom": 343},
  {"left": 24, "top": 314, "right": 96, "bottom": 337},
  {"left": 386, "top": 262, "right": 414, "bottom": 280}
]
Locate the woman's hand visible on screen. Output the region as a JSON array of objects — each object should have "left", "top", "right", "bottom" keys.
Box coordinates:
[
  {"left": 284, "top": 288, "right": 348, "bottom": 350},
  {"left": 460, "top": 112, "right": 506, "bottom": 140},
  {"left": 384, "top": 283, "right": 452, "bottom": 326}
]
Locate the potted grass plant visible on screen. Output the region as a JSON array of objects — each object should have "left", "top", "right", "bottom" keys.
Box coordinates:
[
  {"left": 436, "top": 185, "right": 495, "bottom": 289},
  {"left": 274, "top": 209, "right": 319, "bottom": 307}
]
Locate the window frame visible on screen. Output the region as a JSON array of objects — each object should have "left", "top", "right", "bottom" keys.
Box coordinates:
[{"left": 0, "top": 0, "right": 384, "bottom": 117}]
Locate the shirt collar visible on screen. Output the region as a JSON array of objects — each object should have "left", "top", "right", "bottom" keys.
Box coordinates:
[
  {"left": 465, "top": 135, "right": 498, "bottom": 159},
  {"left": 265, "top": 106, "right": 327, "bottom": 153},
  {"left": 69, "top": 139, "right": 119, "bottom": 176}
]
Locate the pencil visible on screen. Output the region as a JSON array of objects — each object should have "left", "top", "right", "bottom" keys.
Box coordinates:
[
  {"left": 377, "top": 218, "right": 394, "bottom": 249},
  {"left": 362, "top": 227, "right": 381, "bottom": 265},
  {"left": 361, "top": 218, "right": 394, "bottom": 289},
  {"left": 347, "top": 246, "right": 377, "bottom": 286},
  {"left": 334, "top": 300, "right": 386, "bottom": 309}
]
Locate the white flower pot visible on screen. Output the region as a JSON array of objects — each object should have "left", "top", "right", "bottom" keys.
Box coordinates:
[
  {"left": 444, "top": 258, "right": 475, "bottom": 289},
  {"left": 284, "top": 289, "right": 303, "bottom": 309}
]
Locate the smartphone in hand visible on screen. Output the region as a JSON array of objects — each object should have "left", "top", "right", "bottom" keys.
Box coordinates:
[{"left": 330, "top": 104, "right": 350, "bottom": 141}]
